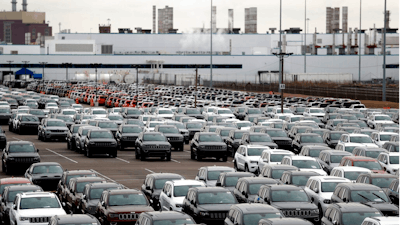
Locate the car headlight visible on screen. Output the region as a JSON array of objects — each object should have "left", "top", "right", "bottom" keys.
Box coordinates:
[
  {"left": 312, "top": 209, "right": 319, "bottom": 214},
  {"left": 34, "top": 157, "right": 40, "bottom": 161},
  {"left": 199, "top": 212, "right": 209, "bottom": 216},
  {"left": 167, "top": 138, "right": 170, "bottom": 141},
  {"left": 8, "top": 157, "right": 14, "bottom": 161},
  {"left": 109, "top": 213, "right": 118, "bottom": 218},
  {"left": 199, "top": 145, "right": 205, "bottom": 148},
  {"left": 175, "top": 204, "right": 182, "bottom": 208},
  {"left": 111, "top": 142, "right": 117, "bottom": 146},
  {"left": 19, "top": 217, "right": 29, "bottom": 221},
  {"left": 89, "top": 141, "right": 95, "bottom": 145},
  {"left": 323, "top": 199, "right": 331, "bottom": 204}
]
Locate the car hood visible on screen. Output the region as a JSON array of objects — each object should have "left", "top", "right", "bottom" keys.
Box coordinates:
[
  {"left": 362, "top": 202, "right": 399, "bottom": 211},
  {"left": 200, "top": 142, "right": 226, "bottom": 146},
  {"left": 172, "top": 196, "right": 185, "bottom": 204},
  {"left": 87, "top": 199, "right": 100, "bottom": 206},
  {"left": 247, "top": 156, "right": 262, "bottom": 161},
  {"left": 18, "top": 208, "right": 66, "bottom": 217},
  {"left": 206, "top": 180, "right": 217, "bottom": 187},
  {"left": 241, "top": 127, "right": 251, "bottom": 131},
  {"left": 319, "top": 192, "right": 333, "bottom": 201},
  {"left": 299, "top": 169, "right": 327, "bottom": 176},
  {"left": 108, "top": 205, "right": 154, "bottom": 213},
  {"left": 197, "top": 204, "right": 234, "bottom": 211},
  {"left": 46, "top": 126, "right": 68, "bottom": 131},
  {"left": 271, "top": 202, "right": 317, "bottom": 209}
]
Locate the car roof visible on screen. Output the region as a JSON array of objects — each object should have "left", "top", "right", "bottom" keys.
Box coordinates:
[
  {"left": 309, "top": 176, "right": 351, "bottom": 182},
  {"left": 31, "top": 162, "right": 61, "bottom": 166},
  {"left": 268, "top": 185, "right": 303, "bottom": 191},
  {"left": 168, "top": 179, "right": 204, "bottom": 186},
  {"left": 289, "top": 156, "right": 317, "bottom": 160},
  {"left": 337, "top": 183, "right": 382, "bottom": 191},
  {"left": 260, "top": 218, "right": 313, "bottom": 225},
  {"left": 320, "top": 150, "right": 353, "bottom": 155},
  {"left": 223, "top": 172, "right": 254, "bottom": 177},
  {"left": 108, "top": 189, "right": 141, "bottom": 195},
  {"left": 8, "top": 141, "right": 33, "bottom": 145},
  {"left": 87, "top": 182, "right": 121, "bottom": 188},
  {"left": 267, "top": 164, "right": 298, "bottom": 170},
  {"left": 284, "top": 171, "right": 320, "bottom": 176},
  {"left": 65, "top": 170, "right": 97, "bottom": 175},
  {"left": 238, "top": 177, "right": 279, "bottom": 184},
  {"left": 71, "top": 177, "right": 105, "bottom": 183},
  {"left": 55, "top": 214, "right": 98, "bottom": 224},
  {"left": 363, "top": 173, "right": 397, "bottom": 178},
  {"left": 5, "top": 185, "right": 41, "bottom": 192},
  {"left": 343, "top": 156, "right": 377, "bottom": 161},
  {"left": 234, "top": 203, "right": 280, "bottom": 213},
  {"left": 194, "top": 187, "right": 230, "bottom": 193},
  {"left": 201, "top": 166, "right": 234, "bottom": 171}
]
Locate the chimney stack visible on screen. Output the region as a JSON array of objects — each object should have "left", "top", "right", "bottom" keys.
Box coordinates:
[
  {"left": 22, "top": 0, "right": 27, "bottom": 11},
  {"left": 152, "top": 6, "right": 156, "bottom": 33},
  {"left": 12, "top": 0, "right": 17, "bottom": 12}
]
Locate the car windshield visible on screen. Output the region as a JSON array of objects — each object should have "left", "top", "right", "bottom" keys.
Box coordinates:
[
  {"left": 47, "top": 103, "right": 57, "bottom": 107},
  {"left": 375, "top": 116, "right": 391, "bottom": 121},
  {"left": 47, "top": 121, "right": 66, "bottom": 127},
  {"left": 270, "top": 154, "right": 291, "bottom": 162},
  {"left": 249, "top": 184, "right": 265, "bottom": 195},
  {"left": 344, "top": 146, "right": 357, "bottom": 153},
  {"left": 92, "top": 110, "right": 106, "bottom": 115},
  {"left": 20, "top": 197, "right": 60, "bottom": 209},
  {"left": 57, "top": 117, "right": 73, "bottom": 122},
  {"left": 390, "top": 156, "right": 399, "bottom": 164},
  {"left": 330, "top": 155, "right": 347, "bottom": 163},
  {"left": 127, "top": 110, "right": 142, "bottom": 115},
  {"left": 90, "top": 131, "right": 113, "bottom": 139},
  {"left": 272, "top": 123, "right": 283, "bottom": 128},
  {"left": 174, "top": 185, "right": 202, "bottom": 197},
  {"left": 32, "top": 165, "right": 63, "bottom": 174},
  {"left": 66, "top": 174, "right": 96, "bottom": 185},
  {"left": 159, "top": 127, "right": 179, "bottom": 134},
  {"left": 292, "top": 160, "right": 321, "bottom": 169},
  {"left": 186, "top": 123, "right": 203, "bottom": 129},
  {"left": 225, "top": 177, "right": 242, "bottom": 187},
  {"left": 170, "top": 123, "right": 184, "bottom": 129},
  {"left": 350, "top": 190, "right": 388, "bottom": 203},
  {"left": 143, "top": 134, "right": 166, "bottom": 141},
  {"left": 9, "top": 144, "right": 36, "bottom": 153},
  {"left": 365, "top": 151, "right": 383, "bottom": 159},
  {"left": 266, "top": 130, "right": 287, "bottom": 137},
  {"left": 108, "top": 115, "right": 123, "bottom": 120},
  {"left": 271, "top": 169, "right": 296, "bottom": 179},
  {"left": 331, "top": 133, "right": 344, "bottom": 140},
  {"left": 197, "top": 192, "right": 236, "bottom": 204},
  {"left": 99, "top": 122, "right": 118, "bottom": 128},
  {"left": 333, "top": 121, "right": 346, "bottom": 126},
  {"left": 108, "top": 194, "right": 147, "bottom": 206},
  {"left": 236, "top": 123, "right": 252, "bottom": 128},
  {"left": 309, "top": 149, "right": 324, "bottom": 157},
  {"left": 126, "top": 120, "right": 144, "bottom": 126},
  {"left": 292, "top": 175, "right": 314, "bottom": 186},
  {"left": 90, "top": 187, "right": 119, "bottom": 199},
  {"left": 186, "top": 109, "right": 201, "bottom": 114},
  {"left": 220, "top": 130, "right": 231, "bottom": 136},
  {"left": 0, "top": 184, "right": 29, "bottom": 194},
  {"left": 271, "top": 190, "right": 309, "bottom": 202},
  {"left": 354, "top": 161, "right": 382, "bottom": 170},
  {"left": 342, "top": 212, "right": 381, "bottom": 225},
  {"left": 72, "top": 126, "right": 81, "bottom": 133},
  {"left": 350, "top": 136, "right": 373, "bottom": 143},
  {"left": 249, "top": 135, "right": 272, "bottom": 142},
  {"left": 310, "top": 109, "right": 324, "bottom": 113},
  {"left": 248, "top": 109, "right": 262, "bottom": 114},
  {"left": 29, "top": 110, "right": 44, "bottom": 115},
  {"left": 77, "top": 181, "right": 102, "bottom": 193},
  {"left": 199, "top": 135, "right": 222, "bottom": 142},
  {"left": 321, "top": 182, "right": 345, "bottom": 192},
  {"left": 158, "top": 110, "right": 173, "bottom": 114},
  {"left": 218, "top": 109, "right": 232, "bottom": 114},
  {"left": 153, "top": 220, "right": 195, "bottom": 225},
  {"left": 296, "top": 108, "right": 306, "bottom": 113},
  {"left": 248, "top": 148, "right": 267, "bottom": 156},
  {"left": 208, "top": 171, "right": 231, "bottom": 180},
  {"left": 122, "top": 127, "right": 142, "bottom": 133},
  {"left": 0, "top": 108, "right": 10, "bottom": 113},
  {"left": 234, "top": 132, "right": 246, "bottom": 139},
  {"left": 243, "top": 213, "right": 281, "bottom": 225},
  {"left": 300, "top": 135, "right": 324, "bottom": 143},
  {"left": 62, "top": 111, "right": 75, "bottom": 115},
  {"left": 8, "top": 189, "right": 39, "bottom": 202},
  {"left": 372, "top": 177, "right": 397, "bottom": 188},
  {"left": 344, "top": 171, "right": 366, "bottom": 180},
  {"left": 155, "top": 179, "right": 181, "bottom": 189}
]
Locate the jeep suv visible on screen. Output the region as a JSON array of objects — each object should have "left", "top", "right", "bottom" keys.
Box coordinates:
[
  {"left": 233, "top": 177, "right": 279, "bottom": 203},
  {"left": 24, "top": 162, "right": 63, "bottom": 191},
  {"left": 190, "top": 132, "right": 228, "bottom": 161},
  {"left": 215, "top": 172, "right": 254, "bottom": 192},
  {"left": 135, "top": 132, "right": 171, "bottom": 161},
  {"left": 154, "top": 125, "right": 184, "bottom": 151},
  {"left": 57, "top": 170, "right": 98, "bottom": 203},
  {"left": 79, "top": 182, "right": 123, "bottom": 215},
  {"left": 115, "top": 125, "right": 142, "bottom": 150},
  {"left": 224, "top": 203, "right": 283, "bottom": 225},
  {"left": 2, "top": 141, "right": 40, "bottom": 175},
  {"left": 234, "top": 145, "right": 270, "bottom": 173},
  {"left": 195, "top": 166, "right": 235, "bottom": 187},
  {"left": 321, "top": 203, "right": 382, "bottom": 225},
  {"left": 38, "top": 119, "right": 68, "bottom": 142},
  {"left": 84, "top": 129, "right": 118, "bottom": 158}
]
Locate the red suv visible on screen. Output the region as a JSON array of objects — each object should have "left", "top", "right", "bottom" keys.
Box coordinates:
[
  {"left": 339, "top": 156, "right": 386, "bottom": 174},
  {"left": 0, "top": 177, "right": 31, "bottom": 197}
]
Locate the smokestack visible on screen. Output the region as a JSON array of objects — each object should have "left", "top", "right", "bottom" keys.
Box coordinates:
[
  {"left": 385, "top": 10, "right": 390, "bottom": 28},
  {"left": 212, "top": 6, "right": 216, "bottom": 33},
  {"left": 12, "top": 0, "right": 17, "bottom": 11},
  {"left": 22, "top": 0, "right": 27, "bottom": 11},
  {"left": 342, "top": 6, "right": 348, "bottom": 33},
  {"left": 347, "top": 28, "right": 352, "bottom": 54},
  {"left": 228, "top": 9, "right": 233, "bottom": 33},
  {"left": 153, "top": 6, "right": 156, "bottom": 33}
]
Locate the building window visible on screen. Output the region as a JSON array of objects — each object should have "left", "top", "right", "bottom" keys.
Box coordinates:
[
  {"left": 32, "top": 28, "right": 36, "bottom": 40},
  {"left": 62, "top": 36, "right": 65, "bottom": 40},
  {"left": 11, "top": 51, "right": 18, "bottom": 55},
  {"left": 4, "top": 24, "right": 11, "bottom": 43},
  {"left": 45, "top": 28, "right": 49, "bottom": 36},
  {"left": 317, "top": 39, "right": 322, "bottom": 44},
  {"left": 101, "top": 45, "right": 113, "bottom": 54}
]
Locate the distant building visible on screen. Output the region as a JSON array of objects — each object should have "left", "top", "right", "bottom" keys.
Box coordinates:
[
  {"left": 99, "top": 25, "right": 111, "bottom": 33},
  {"left": 158, "top": 6, "right": 174, "bottom": 34}
]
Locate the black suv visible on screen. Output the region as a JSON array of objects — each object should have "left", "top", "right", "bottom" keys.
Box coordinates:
[
  {"left": 215, "top": 127, "right": 237, "bottom": 143},
  {"left": 135, "top": 132, "right": 171, "bottom": 161},
  {"left": 224, "top": 203, "right": 283, "bottom": 225},
  {"left": 190, "top": 132, "right": 228, "bottom": 161},
  {"left": 154, "top": 125, "right": 184, "bottom": 151},
  {"left": 28, "top": 109, "right": 47, "bottom": 122},
  {"left": 261, "top": 128, "right": 292, "bottom": 150},
  {"left": 321, "top": 203, "right": 382, "bottom": 225},
  {"left": 215, "top": 172, "right": 254, "bottom": 192},
  {"left": 182, "top": 187, "right": 238, "bottom": 224},
  {"left": 24, "top": 162, "right": 64, "bottom": 191},
  {"left": 0, "top": 127, "right": 6, "bottom": 149},
  {"left": 225, "top": 130, "right": 249, "bottom": 156},
  {"left": 115, "top": 125, "right": 142, "bottom": 150},
  {"left": 66, "top": 124, "right": 86, "bottom": 150},
  {"left": 323, "top": 131, "right": 348, "bottom": 148},
  {"left": 292, "top": 133, "right": 328, "bottom": 153},
  {"left": 259, "top": 164, "right": 299, "bottom": 180},
  {"left": 355, "top": 173, "right": 397, "bottom": 191},
  {"left": 317, "top": 150, "right": 353, "bottom": 175},
  {"left": 279, "top": 170, "right": 319, "bottom": 187},
  {"left": 79, "top": 182, "right": 123, "bottom": 215},
  {"left": 185, "top": 121, "right": 204, "bottom": 140},
  {"left": 13, "top": 114, "right": 40, "bottom": 134},
  {"left": 233, "top": 177, "right": 279, "bottom": 203},
  {"left": 84, "top": 129, "right": 118, "bottom": 158},
  {"left": 136, "top": 211, "right": 196, "bottom": 225},
  {"left": 95, "top": 121, "right": 119, "bottom": 137},
  {"left": 2, "top": 141, "right": 40, "bottom": 174},
  {"left": 385, "top": 178, "right": 399, "bottom": 206},
  {"left": 331, "top": 183, "right": 398, "bottom": 216},
  {"left": 240, "top": 133, "right": 278, "bottom": 149},
  {"left": 141, "top": 173, "right": 184, "bottom": 210},
  {"left": 255, "top": 185, "right": 319, "bottom": 223},
  {"left": 57, "top": 169, "right": 98, "bottom": 202}
]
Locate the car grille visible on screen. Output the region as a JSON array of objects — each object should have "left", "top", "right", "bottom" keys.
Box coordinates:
[
  {"left": 15, "top": 157, "right": 34, "bottom": 163},
  {"left": 168, "top": 137, "right": 181, "bottom": 141},
  {"left": 29, "top": 217, "right": 50, "bottom": 223},
  {"left": 23, "top": 124, "right": 38, "bottom": 127},
  {"left": 95, "top": 142, "right": 112, "bottom": 147},
  {"left": 282, "top": 210, "right": 311, "bottom": 217},
  {"left": 126, "top": 137, "right": 137, "bottom": 140},
  {"left": 275, "top": 140, "right": 291, "bottom": 145},
  {"left": 205, "top": 146, "right": 224, "bottom": 150},
  {"left": 210, "top": 212, "right": 228, "bottom": 219},
  {"left": 50, "top": 130, "right": 65, "bottom": 133},
  {"left": 147, "top": 145, "right": 169, "bottom": 149},
  {"left": 118, "top": 213, "right": 138, "bottom": 220}
]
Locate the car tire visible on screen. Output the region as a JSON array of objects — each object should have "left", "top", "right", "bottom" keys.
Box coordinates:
[
  {"left": 5, "top": 164, "right": 10, "bottom": 175},
  {"left": 110, "top": 151, "right": 117, "bottom": 158},
  {"left": 38, "top": 133, "right": 41, "bottom": 140},
  {"left": 318, "top": 204, "right": 323, "bottom": 219},
  {"left": 166, "top": 154, "right": 171, "bottom": 161},
  {"left": 135, "top": 149, "right": 139, "bottom": 159},
  {"left": 234, "top": 162, "right": 239, "bottom": 171},
  {"left": 67, "top": 141, "right": 71, "bottom": 150},
  {"left": 140, "top": 153, "right": 146, "bottom": 161},
  {"left": 43, "top": 135, "right": 47, "bottom": 142},
  {"left": 1, "top": 162, "right": 5, "bottom": 172},
  {"left": 197, "top": 154, "right": 202, "bottom": 161},
  {"left": 190, "top": 147, "right": 195, "bottom": 160},
  {"left": 87, "top": 148, "right": 92, "bottom": 158},
  {"left": 180, "top": 143, "right": 184, "bottom": 151},
  {"left": 120, "top": 144, "right": 125, "bottom": 151},
  {"left": 245, "top": 164, "right": 250, "bottom": 172},
  {"left": 222, "top": 156, "right": 227, "bottom": 162}
]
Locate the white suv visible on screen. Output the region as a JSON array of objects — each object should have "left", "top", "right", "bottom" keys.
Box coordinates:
[
  {"left": 159, "top": 180, "right": 205, "bottom": 211},
  {"left": 9, "top": 192, "right": 66, "bottom": 225},
  {"left": 257, "top": 149, "right": 294, "bottom": 173},
  {"left": 330, "top": 166, "right": 372, "bottom": 182},
  {"left": 377, "top": 152, "right": 399, "bottom": 174},
  {"left": 234, "top": 145, "right": 270, "bottom": 173},
  {"left": 338, "top": 133, "right": 378, "bottom": 148},
  {"left": 281, "top": 155, "right": 327, "bottom": 176}
]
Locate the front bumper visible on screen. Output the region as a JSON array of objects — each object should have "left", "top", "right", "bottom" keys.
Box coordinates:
[
  {"left": 45, "top": 132, "right": 68, "bottom": 139},
  {"left": 142, "top": 149, "right": 170, "bottom": 157}
]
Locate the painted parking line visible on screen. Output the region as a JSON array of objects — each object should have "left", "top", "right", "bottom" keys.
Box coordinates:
[
  {"left": 12, "top": 137, "right": 23, "bottom": 141},
  {"left": 116, "top": 157, "right": 130, "bottom": 163},
  {"left": 145, "top": 168, "right": 156, "bottom": 174},
  {"left": 171, "top": 159, "right": 180, "bottom": 163},
  {"left": 91, "top": 169, "right": 117, "bottom": 183},
  {"left": 45, "top": 148, "right": 78, "bottom": 163}
]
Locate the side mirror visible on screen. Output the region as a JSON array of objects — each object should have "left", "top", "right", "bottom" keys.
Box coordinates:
[
  {"left": 216, "top": 183, "right": 221, "bottom": 187},
  {"left": 242, "top": 191, "right": 246, "bottom": 195},
  {"left": 333, "top": 220, "right": 338, "bottom": 225},
  {"left": 36, "top": 149, "right": 39, "bottom": 152},
  {"left": 146, "top": 186, "right": 151, "bottom": 190},
  {"left": 101, "top": 201, "right": 105, "bottom": 207},
  {"left": 82, "top": 195, "right": 86, "bottom": 200}
]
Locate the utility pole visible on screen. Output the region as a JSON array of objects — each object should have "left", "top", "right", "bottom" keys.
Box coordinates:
[
  {"left": 195, "top": 66, "right": 198, "bottom": 108},
  {"left": 62, "top": 63, "right": 72, "bottom": 83},
  {"left": 136, "top": 66, "right": 139, "bottom": 108},
  {"left": 304, "top": 0, "right": 307, "bottom": 73},
  {"left": 90, "top": 63, "right": 102, "bottom": 106},
  {"left": 358, "top": 0, "right": 362, "bottom": 82},
  {"left": 6, "top": 60, "right": 13, "bottom": 89},
  {"left": 278, "top": 0, "right": 282, "bottom": 94},
  {"left": 382, "top": 0, "right": 387, "bottom": 101}
]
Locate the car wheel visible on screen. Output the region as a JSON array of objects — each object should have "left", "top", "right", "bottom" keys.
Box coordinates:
[
  {"left": 120, "top": 144, "right": 125, "bottom": 151},
  {"left": 87, "top": 148, "right": 92, "bottom": 158},
  {"left": 140, "top": 153, "right": 146, "bottom": 161},
  {"left": 197, "top": 154, "right": 202, "bottom": 161},
  {"left": 245, "top": 164, "right": 250, "bottom": 172},
  {"left": 190, "top": 148, "right": 195, "bottom": 160},
  {"left": 222, "top": 156, "right": 227, "bottom": 162},
  {"left": 135, "top": 149, "right": 139, "bottom": 159},
  {"left": 110, "top": 151, "right": 117, "bottom": 158},
  {"left": 166, "top": 154, "right": 171, "bottom": 161},
  {"left": 67, "top": 141, "right": 71, "bottom": 150},
  {"left": 1, "top": 162, "right": 5, "bottom": 172},
  {"left": 5, "top": 164, "right": 10, "bottom": 175},
  {"left": 43, "top": 135, "right": 47, "bottom": 142},
  {"left": 180, "top": 143, "right": 184, "bottom": 151},
  {"left": 318, "top": 204, "right": 323, "bottom": 219}
]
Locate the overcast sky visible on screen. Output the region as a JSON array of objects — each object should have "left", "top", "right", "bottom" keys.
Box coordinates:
[{"left": 2, "top": 0, "right": 398, "bottom": 34}]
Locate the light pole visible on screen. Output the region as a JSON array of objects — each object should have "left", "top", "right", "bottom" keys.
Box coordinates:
[
  {"left": 304, "top": 0, "right": 307, "bottom": 73},
  {"left": 210, "top": 0, "right": 213, "bottom": 88},
  {"left": 39, "top": 62, "right": 47, "bottom": 86},
  {"left": 382, "top": 0, "right": 387, "bottom": 101},
  {"left": 62, "top": 63, "right": 72, "bottom": 83},
  {"left": 22, "top": 61, "right": 29, "bottom": 82},
  {"left": 6, "top": 60, "right": 13, "bottom": 88},
  {"left": 90, "top": 63, "right": 102, "bottom": 106}
]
